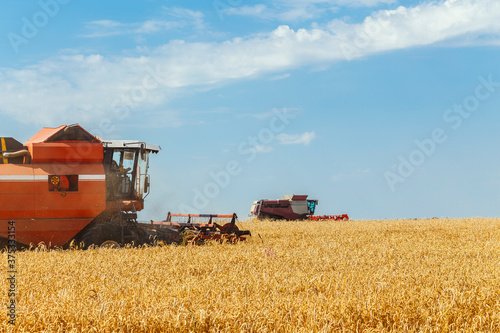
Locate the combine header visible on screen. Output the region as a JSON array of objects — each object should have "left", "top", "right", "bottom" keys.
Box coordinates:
[
  {"left": 152, "top": 213, "right": 251, "bottom": 244},
  {"left": 251, "top": 195, "right": 349, "bottom": 221},
  {"left": 308, "top": 214, "right": 349, "bottom": 221}
]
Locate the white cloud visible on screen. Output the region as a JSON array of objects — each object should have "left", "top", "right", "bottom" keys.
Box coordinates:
[
  {"left": 81, "top": 20, "right": 126, "bottom": 37},
  {"left": 1, "top": 0, "right": 500, "bottom": 126},
  {"left": 82, "top": 20, "right": 179, "bottom": 38},
  {"left": 224, "top": 3, "right": 335, "bottom": 21},
  {"left": 226, "top": 5, "right": 268, "bottom": 17},
  {"left": 162, "top": 7, "right": 205, "bottom": 30},
  {"left": 269, "top": 73, "right": 291, "bottom": 81},
  {"left": 333, "top": 0, "right": 395, "bottom": 6},
  {"left": 224, "top": 0, "right": 395, "bottom": 21},
  {"left": 277, "top": 131, "right": 316, "bottom": 145},
  {"left": 237, "top": 108, "right": 299, "bottom": 119},
  {"left": 251, "top": 145, "right": 275, "bottom": 153},
  {"left": 81, "top": 7, "right": 204, "bottom": 38}
]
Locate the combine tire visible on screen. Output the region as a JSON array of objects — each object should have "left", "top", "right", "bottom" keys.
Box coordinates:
[
  {"left": 79, "top": 223, "right": 125, "bottom": 249},
  {"left": 100, "top": 240, "right": 121, "bottom": 249}
]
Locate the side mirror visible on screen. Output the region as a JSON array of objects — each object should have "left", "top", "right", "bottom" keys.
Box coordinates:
[{"left": 144, "top": 175, "right": 150, "bottom": 194}]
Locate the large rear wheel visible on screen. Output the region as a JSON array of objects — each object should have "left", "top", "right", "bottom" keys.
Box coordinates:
[
  {"left": 79, "top": 222, "right": 126, "bottom": 249},
  {"left": 100, "top": 240, "right": 121, "bottom": 249}
]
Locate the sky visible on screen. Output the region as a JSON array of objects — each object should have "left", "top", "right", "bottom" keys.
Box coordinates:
[{"left": 1, "top": 0, "right": 500, "bottom": 221}]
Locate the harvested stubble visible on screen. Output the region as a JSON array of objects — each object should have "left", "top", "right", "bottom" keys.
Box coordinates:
[{"left": 2, "top": 218, "right": 500, "bottom": 332}]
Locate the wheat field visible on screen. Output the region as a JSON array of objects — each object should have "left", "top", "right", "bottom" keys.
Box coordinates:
[{"left": 2, "top": 218, "right": 500, "bottom": 332}]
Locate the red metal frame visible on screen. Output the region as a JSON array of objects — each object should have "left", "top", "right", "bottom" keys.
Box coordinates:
[
  {"left": 151, "top": 212, "right": 250, "bottom": 244},
  {"left": 308, "top": 214, "right": 349, "bottom": 221}
]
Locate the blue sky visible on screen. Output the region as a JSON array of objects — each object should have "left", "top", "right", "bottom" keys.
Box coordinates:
[{"left": 1, "top": 0, "right": 500, "bottom": 220}]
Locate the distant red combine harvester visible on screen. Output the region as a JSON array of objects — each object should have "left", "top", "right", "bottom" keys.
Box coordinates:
[{"left": 250, "top": 195, "right": 349, "bottom": 221}]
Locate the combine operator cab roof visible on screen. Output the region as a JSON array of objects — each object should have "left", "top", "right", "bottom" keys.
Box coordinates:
[
  {"left": 25, "top": 124, "right": 100, "bottom": 145},
  {"left": 102, "top": 140, "right": 161, "bottom": 153}
]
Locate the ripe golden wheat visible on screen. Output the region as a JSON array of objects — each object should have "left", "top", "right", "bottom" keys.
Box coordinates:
[{"left": 2, "top": 218, "right": 500, "bottom": 332}]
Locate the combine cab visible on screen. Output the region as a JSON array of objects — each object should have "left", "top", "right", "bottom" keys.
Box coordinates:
[{"left": 251, "top": 195, "right": 349, "bottom": 221}]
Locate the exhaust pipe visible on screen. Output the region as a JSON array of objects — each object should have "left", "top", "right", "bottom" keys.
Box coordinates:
[{"left": 2, "top": 150, "right": 30, "bottom": 159}]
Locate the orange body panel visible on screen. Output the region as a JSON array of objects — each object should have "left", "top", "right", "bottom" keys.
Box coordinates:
[
  {"left": 24, "top": 125, "right": 66, "bottom": 145},
  {"left": 28, "top": 142, "right": 103, "bottom": 163},
  {"left": 0, "top": 193, "right": 35, "bottom": 220},
  {"left": 0, "top": 162, "right": 106, "bottom": 246},
  {"left": 0, "top": 218, "right": 93, "bottom": 247},
  {"left": 32, "top": 163, "right": 106, "bottom": 219},
  {"left": 0, "top": 165, "right": 35, "bottom": 220}
]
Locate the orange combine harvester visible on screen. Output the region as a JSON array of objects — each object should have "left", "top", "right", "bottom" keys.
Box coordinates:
[{"left": 0, "top": 124, "right": 249, "bottom": 248}]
